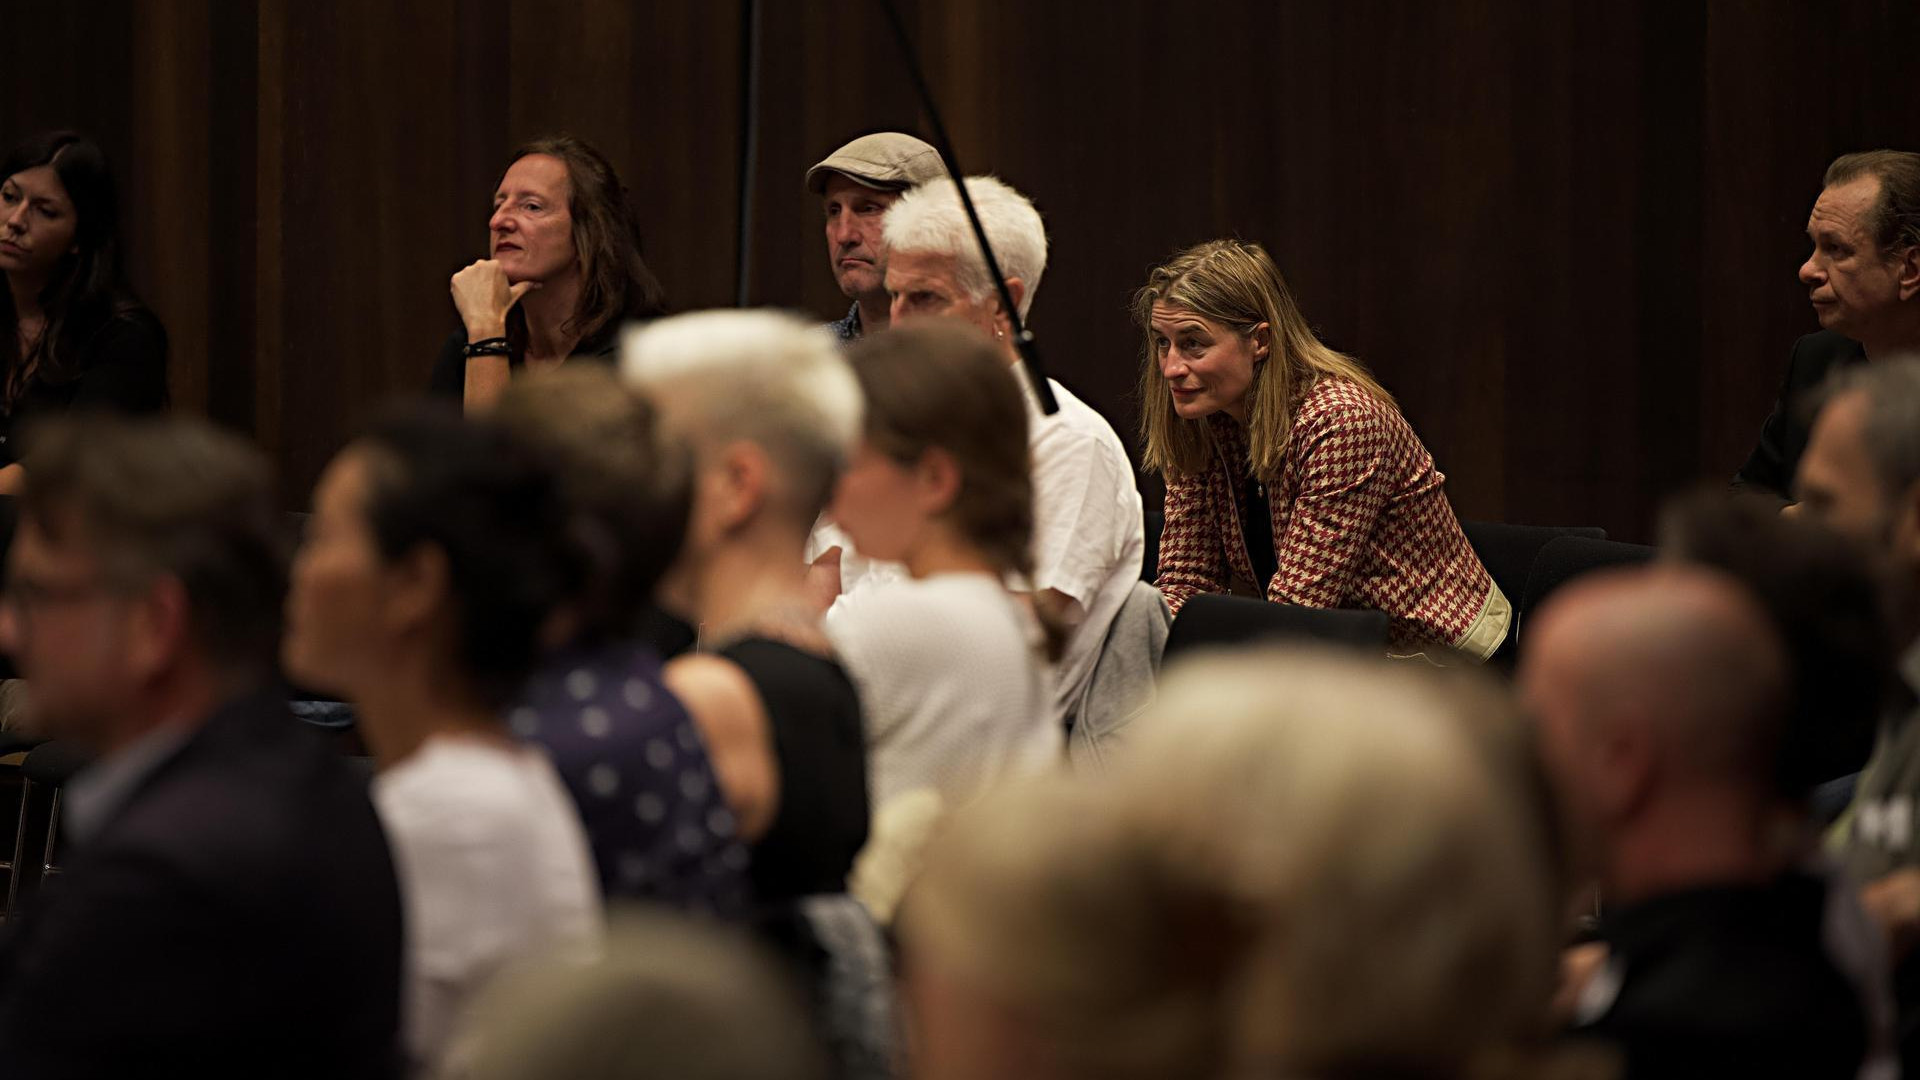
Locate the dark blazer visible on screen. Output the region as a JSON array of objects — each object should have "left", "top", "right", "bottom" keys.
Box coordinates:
[
  {"left": 0, "top": 688, "right": 404, "bottom": 1079},
  {"left": 1732, "top": 330, "right": 1869, "bottom": 501}
]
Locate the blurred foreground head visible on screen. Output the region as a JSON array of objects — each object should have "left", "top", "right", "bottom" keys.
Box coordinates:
[
  {"left": 3, "top": 414, "right": 283, "bottom": 748},
  {"left": 447, "top": 910, "right": 829, "bottom": 1080},
  {"left": 901, "top": 647, "right": 1566, "bottom": 1080},
  {"left": 1659, "top": 490, "right": 1892, "bottom": 797},
  {"left": 1521, "top": 564, "right": 1793, "bottom": 898}
]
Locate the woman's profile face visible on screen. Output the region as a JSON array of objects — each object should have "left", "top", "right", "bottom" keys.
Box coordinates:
[
  {"left": 284, "top": 447, "right": 399, "bottom": 700},
  {"left": 0, "top": 165, "right": 79, "bottom": 281},
  {"left": 830, "top": 439, "right": 932, "bottom": 565},
  {"left": 488, "top": 153, "right": 577, "bottom": 284},
  {"left": 1149, "top": 303, "right": 1266, "bottom": 422}
]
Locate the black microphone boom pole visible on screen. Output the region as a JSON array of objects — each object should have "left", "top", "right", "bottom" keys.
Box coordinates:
[
  {"left": 734, "top": 0, "right": 763, "bottom": 308},
  {"left": 874, "top": 0, "right": 1060, "bottom": 415}
]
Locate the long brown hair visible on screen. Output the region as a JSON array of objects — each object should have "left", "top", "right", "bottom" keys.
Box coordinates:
[
  {"left": 0, "top": 131, "right": 163, "bottom": 410},
  {"left": 846, "top": 321, "right": 1065, "bottom": 659},
  {"left": 1134, "top": 239, "right": 1391, "bottom": 482},
  {"left": 503, "top": 135, "right": 666, "bottom": 355}
]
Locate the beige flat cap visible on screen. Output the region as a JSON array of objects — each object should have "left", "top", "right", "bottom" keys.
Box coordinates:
[{"left": 805, "top": 132, "right": 947, "bottom": 194}]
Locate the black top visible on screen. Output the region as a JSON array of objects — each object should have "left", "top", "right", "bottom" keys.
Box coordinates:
[
  {"left": 0, "top": 687, "right": 405, "bottom": 1078},
  {"left": 1732, "top": 330, "right": 1869, "bottom": 502},
  {"left": 1239, "top": 475, "right": 1278, "bottom": 588},
  {"left": 427, "top": 319, "right": 622, "bottom": 399},
  {"left": 1571, "top": 872, "right": 1869, "bottom": 1080},
  {"left": 719, "top": 637, "right": 869, "bottom": 904},
  {"left": 0, "top": 307, "right": 168, "bottom": 468},
  {"left": 637, "top": 606, "right": 699, "bottom": 661}
]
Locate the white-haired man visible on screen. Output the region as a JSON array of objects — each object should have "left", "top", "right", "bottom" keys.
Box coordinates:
[
  {"left": 623, "top": 310, "right": 874, "bottom": 905},
  {"left": 815, "top": 175, "right": 1146, "bottom": 746}
]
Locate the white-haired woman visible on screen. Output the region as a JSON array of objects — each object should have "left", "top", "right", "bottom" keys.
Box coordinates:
[
  {"left": 622, "top": 310, "right": 873, "bottom": 908},
  {"left": 816, "top": 175, "right": 1142, "bottom": 746}
]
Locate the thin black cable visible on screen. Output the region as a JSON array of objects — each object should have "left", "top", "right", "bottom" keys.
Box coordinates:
[
  {"left": 873, "top": 0, "right": 1059, "bottom": 414},
  {"left": 734, "top": 0, "right": 764, "bottom": 308}
]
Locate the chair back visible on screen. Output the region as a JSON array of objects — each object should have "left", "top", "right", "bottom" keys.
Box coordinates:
[
  {"left": 1460, "top": 521, "right": 1607, "bottom": 610},
  {"left": 1518, "top": 536, "right": 1656, "bottom": 635},
  {"left": 1164, "top": 594, "right": 1389, "bottom": 663}
]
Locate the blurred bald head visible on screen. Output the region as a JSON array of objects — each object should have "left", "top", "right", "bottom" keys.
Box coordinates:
[{"left": 1523, "top": 565, "right": 1789, "bottom": 803}]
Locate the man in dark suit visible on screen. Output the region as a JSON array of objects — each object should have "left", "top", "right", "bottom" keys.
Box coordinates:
[
  {"left": 0, "top": 416, "right": 403, "bottom": 1078},
  {"left": 1734, "top": 150, "right": 1920, "bottom": 502}
]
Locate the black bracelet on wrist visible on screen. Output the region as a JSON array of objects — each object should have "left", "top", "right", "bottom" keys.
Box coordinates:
[{"left": 463, "top": 337, "right": 511, "bottom": 358}]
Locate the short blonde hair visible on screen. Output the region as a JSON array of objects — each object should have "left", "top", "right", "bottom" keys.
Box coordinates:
[
  {"left": 621, "top": 309, "right": 862, "bottom": 521},
  {"left": 883, "top": 175, "right": 1047, "bottom": 319},
  {"left": 903, "top": 647, "right": 1565, "bottom": 1080}
]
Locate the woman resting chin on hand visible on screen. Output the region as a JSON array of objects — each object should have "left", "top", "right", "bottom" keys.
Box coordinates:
[{"left": 432, "top": 135, "right": 665, "bottom": 413}]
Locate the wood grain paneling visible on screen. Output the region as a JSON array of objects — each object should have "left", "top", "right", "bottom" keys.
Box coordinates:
[{"left": 5, "top": 0, "right": 1917, "bottom": 537}]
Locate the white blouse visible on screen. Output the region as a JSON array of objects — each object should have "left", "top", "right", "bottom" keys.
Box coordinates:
[{"left": 373, "top": 736, "right": 603, "bottom": 1070}]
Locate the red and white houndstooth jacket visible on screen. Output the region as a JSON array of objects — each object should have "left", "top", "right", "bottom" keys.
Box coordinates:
[{"left": 1154, "top": 376, "right": 1495, "bottom": 650}]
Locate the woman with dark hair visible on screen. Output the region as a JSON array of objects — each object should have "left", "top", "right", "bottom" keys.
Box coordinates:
[
  {"left": 0, "top": 131, "right": 167, "bottom": 492},
  {"left": 491, "top": 367, "right": 751, "bottom": 918},
  {"left": 283, "top": 406, "right": 603, "bottom": 1072},
  {"left": 432, "top": 134, "right": 667, "bottom": 413}
]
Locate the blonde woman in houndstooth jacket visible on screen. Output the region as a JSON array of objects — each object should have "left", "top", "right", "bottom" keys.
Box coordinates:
[{"left": 1136, "top": 239, "right": 1508, "bottom": 661}]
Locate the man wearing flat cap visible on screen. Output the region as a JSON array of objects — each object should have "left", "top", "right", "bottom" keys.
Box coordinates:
[{"left": 807, "top": 132, "right": 947, "bottom": 341}]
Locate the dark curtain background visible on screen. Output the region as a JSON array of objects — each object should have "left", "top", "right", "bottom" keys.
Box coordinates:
[{"left": 2, "top": 0, "right": 1915, "bottom": 540}]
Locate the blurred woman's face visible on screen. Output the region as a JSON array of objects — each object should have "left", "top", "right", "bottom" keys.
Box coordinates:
[
  {"left": 0, "top": 166, "right": 79, "bottom": 282},
  {"left": 283, "top": 448, "right": 397, "bottom": 700},
  {"left": 488, "top": 153, "right": 577, "bottom": 284},
  {"left": 830, "top": 440, "right": 933, "bottom": 565},
  {"left": 1149, "top": 303, "right": 1267, "bottom": 423}
]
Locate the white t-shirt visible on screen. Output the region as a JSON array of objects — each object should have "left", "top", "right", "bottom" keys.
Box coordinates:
[
  {"left": 826, "top": 572, "right": 1057, "bottom": 809},
  {"left": 809, "top": 375, "right": 1142, "bottom": 734},
  {"left": 373, "top": 736, "right": 605, "bottom": 1070}
]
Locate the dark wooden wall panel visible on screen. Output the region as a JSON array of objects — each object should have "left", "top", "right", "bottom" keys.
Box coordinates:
[{"left": 5, "top": 1, "right": 1918, "bottom": 537}]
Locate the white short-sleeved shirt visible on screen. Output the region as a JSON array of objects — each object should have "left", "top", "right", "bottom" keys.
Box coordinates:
[
  {"left": 373, "top": 736, "right": 605, "bottom": 1070},
  {"left": 826, "top": 572, "right": 1057, "bottom": 809},
  {"left": 809, "top": 375, "right": 1143, "bottom": 733}
]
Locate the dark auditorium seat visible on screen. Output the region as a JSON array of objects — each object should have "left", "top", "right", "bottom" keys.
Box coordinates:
[
  {"left": 1163, "top": 593, "right": 1389, "bottom": 663},
  {"left": 5, "top": 740, "right": 90, "bottom": 919},
  {"left": 1460, "top": 521, "right": 1607, "bottom": 610},
  {"left": 1518, "top": 535, "right": 1657, "bottom": 634}
]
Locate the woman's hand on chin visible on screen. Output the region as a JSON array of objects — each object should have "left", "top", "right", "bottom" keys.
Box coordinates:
[{"left": 450, "top": 259, "right": 539, "bottom": 341}]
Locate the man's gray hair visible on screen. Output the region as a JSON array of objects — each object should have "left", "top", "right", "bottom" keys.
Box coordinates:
[
  {"left": 621, "top": 309, "right": 863, "bottom": 522},
  {"left": 1829, "top": 355, "right": 1920, "bottom": 495},
  {"left": 882, "top": 175, "right": 1047, "bottom": 319},
  {"left": 20, "top": 415, "right": 286, "bottom": 680},
  {"left": 1825, "top": 150, "right": 1920, "bottom": 255}
]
